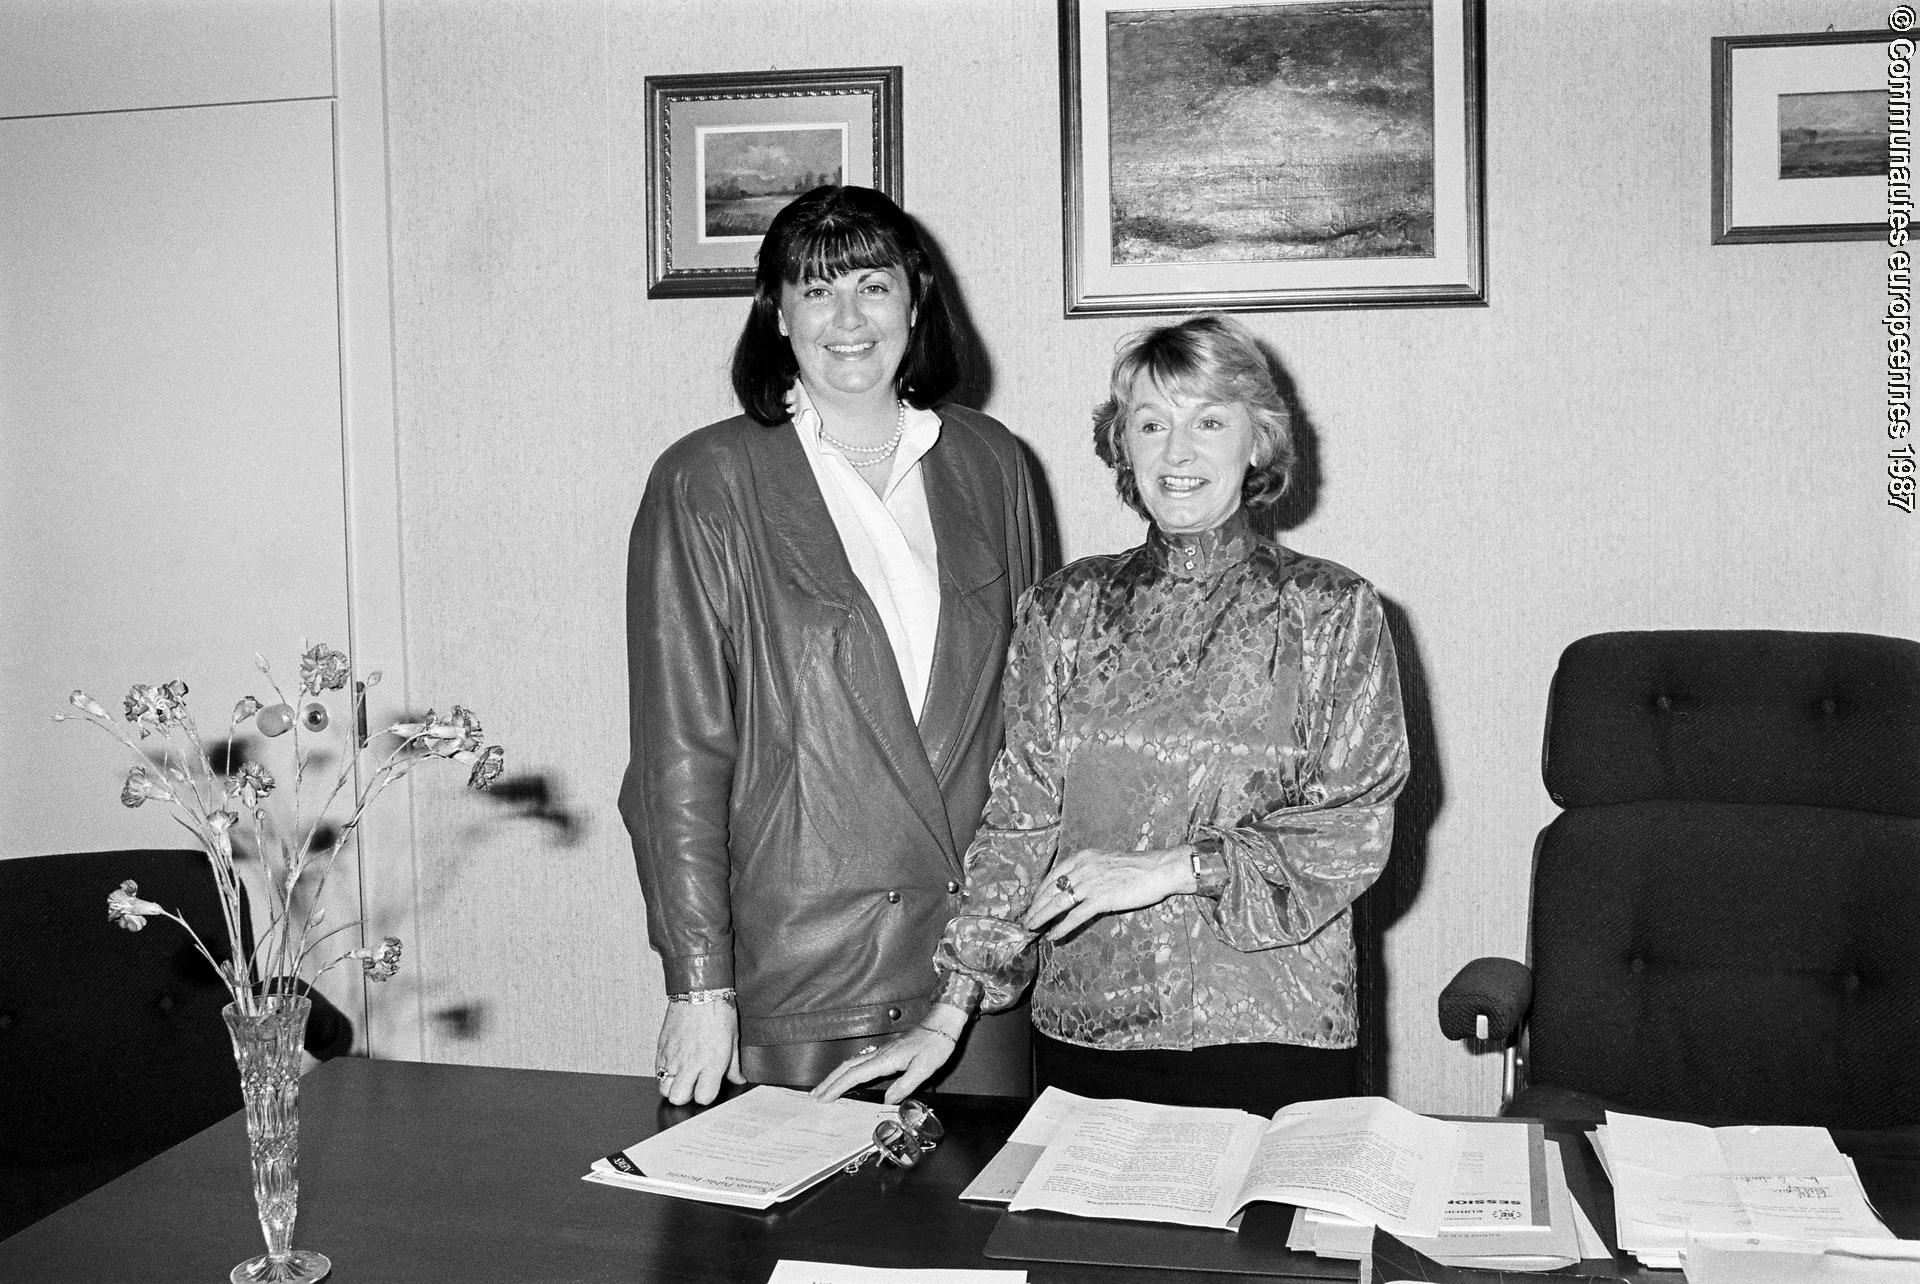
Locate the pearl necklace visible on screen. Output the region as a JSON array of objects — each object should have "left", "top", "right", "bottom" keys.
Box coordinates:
[{"left": 818, "top": 400, "right": 906, "bottom": 468}]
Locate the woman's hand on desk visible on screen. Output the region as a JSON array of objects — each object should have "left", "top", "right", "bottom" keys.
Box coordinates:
[
  {"left": 655, "top": 1001, "right": 745, "bottom": 1106},
  {"left": 810, "top": 1005, "right": 967, "bottom": 1104},
  {"left": 1023, "top": 846, "right": 1198, "bottom": 942}
]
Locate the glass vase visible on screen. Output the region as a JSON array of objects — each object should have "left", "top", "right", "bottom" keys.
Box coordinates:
[{"left": 221, "top": 994, "right": 331, "bottom": 1284}]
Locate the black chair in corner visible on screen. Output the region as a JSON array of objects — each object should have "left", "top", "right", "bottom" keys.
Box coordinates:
[
  {"left": 1438, "top": 630, "right": 1920, "bottom": 1128},
  {"left": 0, "top": 849, "right": 353, "bottom": 1240}
]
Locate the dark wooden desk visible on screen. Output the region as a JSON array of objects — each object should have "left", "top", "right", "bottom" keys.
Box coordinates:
[{"left": 1, "top": 1058, "right": 1914, "bottom": 1283}]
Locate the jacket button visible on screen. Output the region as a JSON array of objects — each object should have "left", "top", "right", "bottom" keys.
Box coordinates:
[
  {"left": 887, "top": 1007, "right": 902, "bottom": 1021},
  {"left": 946, "top": 880, "right": 960, "bottom": 894},
  {"left": 886, "top": 890, "right": 901, "bottom": 903}
]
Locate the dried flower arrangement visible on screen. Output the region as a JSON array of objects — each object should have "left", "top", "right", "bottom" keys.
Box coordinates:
[{"left": 59, "top": 644, "right": 504, "bottom": 1015}]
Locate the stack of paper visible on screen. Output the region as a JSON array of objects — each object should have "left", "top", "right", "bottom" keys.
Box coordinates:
[
  {"left": 1592, "top": 1111, "right": 1897, "bottom": 1270},
  {"left": 1679, "top": 1237, "right": 1920, "bottom": 1283},
  {"left": 1289, "top": 1132, "right": 1597, "bottom": 1271},
  {"left": 584, "top": 1086, "right": 897, "bottom": 1209}
]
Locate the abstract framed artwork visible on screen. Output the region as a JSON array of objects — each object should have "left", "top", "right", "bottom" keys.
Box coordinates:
[
  {"left": 645, "top": 66, "right": 903, "bottom": 298},
  {"left": 1711, "top": 30, "right": 1889, "bottom": 244},
  {"left": 1059, "top": 0, "right": 1486, "bottom": 316}
]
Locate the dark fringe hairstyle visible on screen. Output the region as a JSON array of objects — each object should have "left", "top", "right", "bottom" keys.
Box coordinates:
[
  {"left": 730, "top": 186, "right": 961, "bottom": 425},
  {"left": 1090, "top": 315, "right": 1295, "bottom": 522}
]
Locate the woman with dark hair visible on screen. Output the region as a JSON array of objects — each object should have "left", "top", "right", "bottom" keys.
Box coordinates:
[
  {"left": 621, "top": 186, "right": 1043, "bottom": 1105},
  {"left": 818, "top": 314, "right": 1407, "bottom": 1116}
]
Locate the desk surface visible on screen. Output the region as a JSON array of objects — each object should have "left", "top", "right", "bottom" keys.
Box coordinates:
[{"left": 2, "top": 1057, "right": 1915, "bottom": 1284}]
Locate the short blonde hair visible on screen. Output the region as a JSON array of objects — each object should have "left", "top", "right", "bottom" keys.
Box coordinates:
[{"left": 1091, "top": 314, "right": 1294, "bottom": 522}]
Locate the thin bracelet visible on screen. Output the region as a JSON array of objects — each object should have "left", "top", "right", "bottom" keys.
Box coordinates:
[
  {"left": 668, "top": 988, "right": 736, "bottom": 1005},
  {"left": 921, "top": 1026, "right": 957, "bottom": 1044}
]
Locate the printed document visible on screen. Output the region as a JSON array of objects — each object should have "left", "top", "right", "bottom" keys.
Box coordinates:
[
  {"left": 1596, "top": 1111, "right": 1894, "bottom": 1269},
  {"left": 584, "top": 1086, "right": 896, "bottom": 1209},
  {"left": 1287, "top": 1137, "right": 1584, "bottom": 1271},
  {"left": 1441, "top": 1121, "right": 1550, "bottom": 1229},
  {"left": 1005, "top": 1094, "right": 1464, "bottom": 1235}
]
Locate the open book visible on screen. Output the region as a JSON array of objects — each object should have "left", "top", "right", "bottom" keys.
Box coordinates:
[
  {"left": 583, "top": 1086, "right": 897, "bottom": 1209},
  {"left": 1003, "top": 1094, "right": 1502, "bottom": 1236}
]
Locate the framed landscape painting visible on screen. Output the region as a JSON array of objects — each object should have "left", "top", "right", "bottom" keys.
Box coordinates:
[
  {"left": 1059, "top": 0, "right": 1486, "bottom": 316},
  {"left": 1711, "top": 31, "right": 1889, "bottom": 244},
  {"left": 645, "top": 66, "right": 903, "bottom": 297}
]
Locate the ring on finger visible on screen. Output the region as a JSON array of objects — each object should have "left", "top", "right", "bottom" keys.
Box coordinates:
[{"left": 856, "top": 1044, "right": 880, "bottom": 1058}]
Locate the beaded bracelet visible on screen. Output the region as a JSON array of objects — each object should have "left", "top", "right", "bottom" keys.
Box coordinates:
[{"left": 668, "top": 987, "right": 736, "bottom": 1005}]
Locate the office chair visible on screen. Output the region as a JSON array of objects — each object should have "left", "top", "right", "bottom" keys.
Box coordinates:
[
  {"left": 1438, "top": 630, "right": 1920, "bottom": 1127},
  {"left": 0, "top": 849, "right": 351, "bottom": 1239}
]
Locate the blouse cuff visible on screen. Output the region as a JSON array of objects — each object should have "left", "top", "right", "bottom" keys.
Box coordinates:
[
  {"left": 932, "top": 971, "right": 984, "bottom": 1016},
  {"left": 1187, "top": 832, "right": 1231, "bottom": 898}
]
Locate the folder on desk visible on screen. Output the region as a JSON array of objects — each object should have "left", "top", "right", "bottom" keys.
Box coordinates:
[{"left": 984, "top": 1203, "right": 1351, "bottom": 1279}]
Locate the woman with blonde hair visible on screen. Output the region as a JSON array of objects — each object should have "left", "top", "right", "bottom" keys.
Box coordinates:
[{"left": 818, "top": 314, "right": 1406, "bottom": 1114}]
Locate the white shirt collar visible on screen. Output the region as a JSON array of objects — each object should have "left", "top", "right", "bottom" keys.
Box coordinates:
[{"left": 787, "top": 383, "right": 941, "bottom": 495}]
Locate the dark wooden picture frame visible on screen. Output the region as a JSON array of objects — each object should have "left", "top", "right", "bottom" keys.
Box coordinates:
[
  {"left": 1059, "top": 0, "right": 1486, "bottom": 316},
  {"left": 1711, "top": 30, "right": 1888, "bottom": 244},
  {"left": 645, "top": 66, "right": 903, "bottom": 298}
]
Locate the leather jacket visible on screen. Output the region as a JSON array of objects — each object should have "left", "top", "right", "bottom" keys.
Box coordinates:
[{"left": 620, "top": 406, "right": 1043, "bottom": 1047}]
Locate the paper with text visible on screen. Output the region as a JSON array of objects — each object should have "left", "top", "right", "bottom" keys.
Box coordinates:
[
  {"left": 1241, "top": 1095, "right": 1460, "bottom": 1236},
  {"left": 1007, "top": 1096, "right": 1267, "bottom": 1229},
  {"left": 1597, "top": 1112, "right": 1893, "bottom": 1267},
  {"left": 1003, "top": 1094, "right": 1462, "bottom": 1236},
  {"left": 1288, "top": 1137, "right": 1584, "bottom": 1270},
  {"left": 1442, "top": 1121, "right": 1549, "bottom": 1229},
  {"left": 585, "top": 1086, "right": 895, "bottom": 1209}
]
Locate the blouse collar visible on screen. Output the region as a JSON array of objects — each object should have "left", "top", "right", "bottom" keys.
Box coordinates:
[{"left": 1146, "top": 507, "right": 1256, "bottom": 580}]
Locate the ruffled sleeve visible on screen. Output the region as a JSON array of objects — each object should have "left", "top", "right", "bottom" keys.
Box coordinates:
[{"left": 1188, "top": 578, "right": 1407, "bottom": 950}]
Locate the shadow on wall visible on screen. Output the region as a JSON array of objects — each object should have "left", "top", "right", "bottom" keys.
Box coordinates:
[
  {"left": 422, "top": 768, "right": 592, "bottom": 1043},
  {"left": 1357, "top": 599, "right": 1443, "bottom": 1096},
  {"left": 1241, "top": 335, "right": 1438, "bottom": 1094},
  {"left": 918, "top": 217, "right": 1067, "bottom": 576},
  {"left": 1252, "top": 334, "right": 1322, "bottom": 536},
  {"left": 915, "top": 220, "right": 994, "bottom": 412},
  {"left": 476, "top": 772, "right": 586, "bottom": 845}
]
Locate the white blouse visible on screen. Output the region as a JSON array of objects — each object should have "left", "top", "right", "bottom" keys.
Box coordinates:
[{"left": 788, "top": 384, "right": 943, "bottom": 721}]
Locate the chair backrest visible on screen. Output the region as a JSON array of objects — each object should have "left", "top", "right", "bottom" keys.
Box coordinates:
[
  {"left": 1525, "top": 630, "right": 1920, "bottom": 1127},
  {"left": 0, "top": 849, "right": 247, "bottom": 1166}
]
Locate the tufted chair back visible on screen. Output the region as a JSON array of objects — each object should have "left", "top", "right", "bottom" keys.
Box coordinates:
[{"left": 1518, "top": 630, "right": 1920, "bottom": 1126}]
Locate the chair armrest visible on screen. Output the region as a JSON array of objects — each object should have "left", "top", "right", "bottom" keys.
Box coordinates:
[{"left": 1437, "top": 957, "right": 1533, "bottom": 1043}]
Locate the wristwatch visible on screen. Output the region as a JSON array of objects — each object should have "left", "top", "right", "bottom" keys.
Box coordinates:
[{"left": 1188, "top": 834, "right": 1226, "bottom": 895}]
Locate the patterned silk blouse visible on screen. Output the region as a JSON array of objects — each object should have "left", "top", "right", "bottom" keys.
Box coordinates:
[{"left": 932, "top": 509, "right": 1409, "bottom": 1052}]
